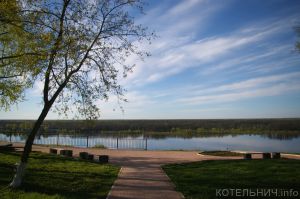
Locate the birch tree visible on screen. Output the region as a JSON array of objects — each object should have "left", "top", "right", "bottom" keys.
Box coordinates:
[{"left": 1, "top": 0, "right": 153, "bottom": 188}]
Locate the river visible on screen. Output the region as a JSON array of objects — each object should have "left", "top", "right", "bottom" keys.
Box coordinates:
[{"left": 1, "top": 133, "right": 300, "bottom": 153}]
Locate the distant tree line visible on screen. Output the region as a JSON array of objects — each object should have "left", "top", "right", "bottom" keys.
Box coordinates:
[{"left": 1, "top": 119, "right": 300, "bottom": 135}]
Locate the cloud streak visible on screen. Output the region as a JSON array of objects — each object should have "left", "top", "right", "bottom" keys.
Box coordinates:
[
  {"left": 177, "top": 72, "right": 300, "bottom": 105},
  {"left": 178, "top": 83, "right": 300, "bottom": 105}
]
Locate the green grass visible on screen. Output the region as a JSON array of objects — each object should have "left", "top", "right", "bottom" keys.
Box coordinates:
[
  {"left": 0, "top": 151, "right": 120, "bottom": 199},
  {"left": 36, "top": 144, "right": 73, "bottom": 148},
  {"left": 283, "top": 152, "right": 300, "bottom": 155},
  {"left": 163, "top": 159, "right": 300, "bottom": 199},
  {"left": 199, "top": 151, "right": 243, "bottom": 157},
  {"left": 92, "top": 144, "right": 107, "bottom": 149}
]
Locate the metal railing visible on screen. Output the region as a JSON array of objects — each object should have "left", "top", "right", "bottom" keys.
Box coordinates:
[{"left": 0, "top": 133, "right": 148, "bottom": 150}]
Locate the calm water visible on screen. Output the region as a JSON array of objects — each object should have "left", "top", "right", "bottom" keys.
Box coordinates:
[
  {"left": 148, "top": 135, "right": 300, "bottom": 152},
  {"left": 0, "top": 133, "right": 299, "bottom": 153}
]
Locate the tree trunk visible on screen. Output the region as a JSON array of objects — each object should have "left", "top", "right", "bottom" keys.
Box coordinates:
[{"left": 9, "top": 104, "right": 51, "bottom": 188}]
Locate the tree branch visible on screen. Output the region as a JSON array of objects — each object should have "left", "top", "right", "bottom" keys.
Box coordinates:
[
  {"left": 51, "top": 68, "right": 62, "bottom": 87},
  {"left": 0, "top": 53, "right": 44, "bottom": 61},
  {"left": 43, "top": 0, "right": 70, "bottom": 104},
  {"left": 0, "top": 73, "right": 22, "bottom": 79},
  {"left": 67, "top": 1, "right": 132, "bottom": 77},
  {"left": 0, "top": 31, "right": 9, "bottom": 36},
  {"left": 87, "top": 56, "right": 109, "bottom": 88}
]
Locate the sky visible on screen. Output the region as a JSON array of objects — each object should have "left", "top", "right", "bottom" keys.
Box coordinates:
[{"left": 1, "top": 0, "right": 300, "bottom": 119}]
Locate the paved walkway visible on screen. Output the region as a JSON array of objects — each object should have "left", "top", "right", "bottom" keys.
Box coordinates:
[
  {"left": 103, "top": 151, "right": 240, "bottom": 199},
  {"left": 8, "top": 143, "right": 300, "bottom": 199},
  {"left": 107, "top": 167, "right": 182, "bottom": 199}
]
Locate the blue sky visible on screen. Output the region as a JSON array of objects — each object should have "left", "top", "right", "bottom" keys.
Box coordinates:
[{"left": 1, "top": 0, "right": 300, "bottom": 119}]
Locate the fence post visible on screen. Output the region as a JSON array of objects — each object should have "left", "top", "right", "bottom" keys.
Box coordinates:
[
  {"left": 117, "top": 137, "right": 119, "bottom": 149},
  {"left": 9, "top": 132, "right": 12, "bottom": 143},
  {"left": 57, "top": 133, "right": 59, "bottom": 146},
  {"left": 145, "top": 138, "right": 147, "bottom": 150},
  {"left": 86, "top": 136, "right": 89, "bottom": 148}
]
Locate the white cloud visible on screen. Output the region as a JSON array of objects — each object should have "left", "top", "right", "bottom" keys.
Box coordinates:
[
  {"left": 29, "top": 80, "right": 44, "bottom": 97},
  {"left": 201, "top": 44, "right": 294, "bottom": 75},
  {"left": 95, "top": 90, "right": 156, "bottom": 118},
  {"left": 177, "top": 72, "right": 300, "bottom": 105},
  {"left": 205, "top": 72, "right": 300, "bottom": 93},
  {"left": 178, "top": 83, "right": 300, "bottom": 105},
  {"left": 167, "top": 0, "right": 204, "bottom": 16},
  {"left": 124, "top": 8, "right": 298, "bottom": 87}
]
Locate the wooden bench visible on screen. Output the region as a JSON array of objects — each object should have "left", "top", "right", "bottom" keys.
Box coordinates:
[
  {"left": 0, "top": 143, "right": 15, "bottom": 151},
  {"left": 244, "top": 152, "right": 280, "bottom": 159},
  {"left": 98, "top": 155, "right": 109, "bottom": 163},
  {"left": 79, "top": 152, "right": 109, "bottom": 163},
  {"left": 244, "top": 153, "right": 252, "bottom": 159},
  {"left": 50, "top": 148, "right": 73, "bottom": 157},
  {"left": 49, "top": 148, "right": 64, "bottom": 154},
  {"left": 272, "top": 152, "right": 281, "bottom": 159},
  {"left": 79, "top": 152, "right": 89, "bottom": 159},
  {"left": 87, "top": 154, "right": 94, "bottom": 161},
  {"left": 60, "top": 149, "right": 73, "bottom": 157},
  {"left": 49, "top": 148, "right": 59, "bottom": 154},
  {"left": 262, "top": 153, "right": 271, "bottom": 159}
]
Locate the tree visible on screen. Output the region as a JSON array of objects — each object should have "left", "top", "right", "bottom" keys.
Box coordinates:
[{"left": 2, "top": 0, "right": 153, "bottom": 188}]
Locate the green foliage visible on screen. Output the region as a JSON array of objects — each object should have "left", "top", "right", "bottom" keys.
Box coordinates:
[
  {"left": 93, "top": 144, "right": 106, "bottom": 149},
  {"left": 24, "top": 118, "right": 300, "bottom": 132},
  {"left": 0, "top": 0, "right": 48, "bottom": 109},
  {"left": 0, "top": 151, "right": 120, "bottom": 199},
  {"left": 1, "top": 119, "right": 300, "bottom": 139},
  {"left": 199, "top": 151, "right": 243, "bottom": 156},
  {"left": 163, "top": 159, "right": 300, "bottom": 199}
]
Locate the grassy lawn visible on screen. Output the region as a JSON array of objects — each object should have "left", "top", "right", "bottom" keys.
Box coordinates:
[
  {"left": 199, "top": 151, "right": 243, "bottom": 157},
  {"left": 283, "top": 152, "right": 300, "bottom": 155},
  {"left": 0, "top": 151, "right": 120, "bottom": 199},
  {"left": 163, "top": 159, "right": 300, "bottom": 199}
]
